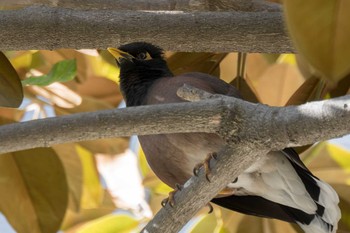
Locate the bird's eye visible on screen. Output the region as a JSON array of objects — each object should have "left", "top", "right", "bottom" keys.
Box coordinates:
[{"left": 137, "top": 52, "right": 152, "bottom": 60}]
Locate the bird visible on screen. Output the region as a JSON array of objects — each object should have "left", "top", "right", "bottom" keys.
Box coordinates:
[{"left": 108, "top": 42, "right": 341, "bottom": 233}]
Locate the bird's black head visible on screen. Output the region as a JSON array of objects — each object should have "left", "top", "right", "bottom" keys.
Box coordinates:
[{"left": 108, "top": 42, "right": 173, "bottom": 106}]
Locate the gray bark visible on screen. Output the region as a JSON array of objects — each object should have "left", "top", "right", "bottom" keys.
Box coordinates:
[
  {"left": 0, "top": 5, "right": 293, "bottom": 52},
  {"left": 2, "top": 0, "right": 281, "bottom": 12},
  {"left": 0, "top": 86, "right": 349, "bottom": 154}
]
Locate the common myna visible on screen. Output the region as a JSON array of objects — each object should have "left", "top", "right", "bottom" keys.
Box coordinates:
[{"left": 108, "top": 42, "right": 340, "bottom": 233}]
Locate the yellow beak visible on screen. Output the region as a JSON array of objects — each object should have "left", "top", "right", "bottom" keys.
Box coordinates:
[{"left": 107, "top": 47, "right": 134, "bottom": 63}]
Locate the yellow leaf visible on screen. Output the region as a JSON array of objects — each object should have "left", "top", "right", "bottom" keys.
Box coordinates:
[
  {"left": 138, "top": 147, "right": 151, "bottom": 178},
  {"left": 236, "top": 216, "right": 263, "bottom": 233},
  {"left": 61, "top": 190, "right": 116, "bottom": 231},
  {"left": 284, "top": 0, "right": 350, "bottom": 82},
  {"left": 277, "top": 54, "right": 296, "bottom": 65},
  {"left": 74, "top": 214, "right": 139, "bottom": 233},
  {"left": 75, "top": 145, "right": 104, "bottom": 209},
  {"left": 327, "top": 143, "right": 350, "bottom": 171},
  {"left": 53, "top": 144, "right": 84, "bottom": 212},
  {"left": 167, "top": 52, "right": 226, "bottom": 77},
  {"left": 0, "top": 51, "right": 23, "bottom": 107},
  {"left": 230, "top": 76, "right": 260, "bottom": 103},
  {"left": 0, "top": 148, "right": 68, "bottom": 233},
  {"left": 189, "top": 213, "right": 218, "bottom": 233},
  {"left": 7, "top": 50, "right": 35, "bottom": 70},
  {"left": 253, "top": 63, "right": 304, "bottom": 106}
]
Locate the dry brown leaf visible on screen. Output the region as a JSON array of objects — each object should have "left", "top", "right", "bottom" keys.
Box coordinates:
[
  {"left": 0, "top": 108, "right": 24, "bottom": 121},
  {"left": 231, "top": 76, "right": 260, "bottom": 103},
  {"left": 74, "top": 76, "right": 121, "bottom": 106},
  {"left": 166, "top": 52, "right": 226, "bottom": 77},
  {"left": 0, "top": 148, "right": 68, "bottom": 233},
  {"left": 330, "top": 73, "right": 350, "bottom": 98},
  {"left": 61, "top": 190, "right": 116, "bottom": 231},
  {"left": 285, "top": 76, "right": 326, "bottom": 106},
  {"left": 218, "top": 53, "right": 270, "bottom": 84},
  {"left": 78, "top": 139, "right": 129, "bottom": 155},
  {"left": 251, "top": 63, "right": 304, "bottom": 106},
  {"left": 242, "top": 53, "right": 271, "bottom": 84},
  {"left": 0, "top": 51, "right": 23, "bottom": 107},
  {"left": 53, "top": 144, "right": 84, "bottom": 212}
]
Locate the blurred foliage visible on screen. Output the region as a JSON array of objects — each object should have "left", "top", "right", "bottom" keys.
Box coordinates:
[
  {"left": 0, "top": 1, "right": 350, "bottom": 233},
  {"left": 22, "top": 59, "right": 77, "bottom": 86},
  {"left": 0, "top": 51, "right": 23, "bottom": 107},
  {"left": 284, "top": 0, "right": 350, "bottom": 82}
]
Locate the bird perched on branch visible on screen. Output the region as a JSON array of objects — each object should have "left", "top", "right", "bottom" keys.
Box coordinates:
[{"left": 108, "top": 42, "right": 340, "bottom": 233}]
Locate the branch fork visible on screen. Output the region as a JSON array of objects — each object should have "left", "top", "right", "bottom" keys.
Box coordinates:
[{"left": 0, "top": 85, "right": 349, "bottom": 232}]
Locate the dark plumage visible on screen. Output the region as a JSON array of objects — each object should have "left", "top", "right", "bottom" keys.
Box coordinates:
[{"left": 108, "top": 42, "right": 340, "bottom": 233}]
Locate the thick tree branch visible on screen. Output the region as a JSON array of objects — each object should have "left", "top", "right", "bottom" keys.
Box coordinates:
[
  {"left": 7, "top": 0, "right": 281, "bottom": 12},
  {"left": 0, "top": 5, "right": 293, "bottom": 52},
  {"left": 0, "top": 101, "right": 223, "bottom": 154},
  {"left": 0, "top": 87, "right": 349, "bottom": 155}
]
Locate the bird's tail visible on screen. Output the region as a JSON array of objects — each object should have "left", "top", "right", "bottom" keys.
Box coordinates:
[
  {"left": 287, "top": 158, "right": 341, "bottom": 233},
  {"left": 212, "top": 148, "right": 341, "bottom": 233},
  {"left": 302, "top": 181, "right": 340, "bottom": 233}
]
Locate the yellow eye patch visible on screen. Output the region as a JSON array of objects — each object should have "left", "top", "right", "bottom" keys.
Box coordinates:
[{"left": 137, "top": 52, "right": 152, "bottom": 60}]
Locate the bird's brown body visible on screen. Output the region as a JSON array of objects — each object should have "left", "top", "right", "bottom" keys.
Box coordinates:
[{"left": 139, "top": 72, "right": 239, "bottom": 187}]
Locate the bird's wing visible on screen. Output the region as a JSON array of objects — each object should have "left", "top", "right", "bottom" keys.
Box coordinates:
[
  {"left": 145, "top": 72, "right": 240, "bottom": 105},
  {"left": 215, "top": 150, "right": 340, "bottom": 233},
  {"left": 211, "top": 194, "right": 314, "bottom": 224}
]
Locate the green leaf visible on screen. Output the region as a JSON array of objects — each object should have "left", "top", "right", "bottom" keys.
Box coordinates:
[
  {"left": 284, "top": 0, "right": 350, "bottom": 82},
  {"left": 22, "top": 59, "right": 76, "bottom": 86},
  {"left": 0, "top": 51, "right": 23, "bottom": 107},
  {"left": 0, "top": 148, "right": 68, "bottom": 233},
  {"left": 75, "top": 214, "right": 139, "bottom": 233}
]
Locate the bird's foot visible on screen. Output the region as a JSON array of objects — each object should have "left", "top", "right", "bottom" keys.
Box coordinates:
[
  {"left": 206, "top": 203, "right": 214, "bottom": 214},
  {"left": 161, "top": 183, "right": 183, "bottom": 208},
  {"left": 193, "top": 152, "right": 218, "bottom": 182}
]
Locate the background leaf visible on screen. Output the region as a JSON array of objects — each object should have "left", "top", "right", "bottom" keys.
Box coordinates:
[
  {"left": 0, "top": 51, "right": 23, "bottom": 107},
  {"left": 0, "top": 148, "right": 68, "bottom": 233},
  {"left": 285, "top": 77, "right": 326, "bottom": 106},
  {"left": 284, "top": 0, "right": 350, "bottom": 82},
  {"left": 73, "top": 214, "right": 139, "bottom": 233},
  {"left": 22, "top": 59, "right": 76, "bottom": 86}
]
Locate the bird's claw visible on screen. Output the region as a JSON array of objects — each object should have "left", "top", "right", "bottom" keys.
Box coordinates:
[
  {"left": 193, "top": 152, "right": 218, "bottom": 182},
  {"left": 207, "top": 203, "right": 214, "bottom": 214},
  {"left": 161, "top": 183, "right": 183, "bottom": 208}
]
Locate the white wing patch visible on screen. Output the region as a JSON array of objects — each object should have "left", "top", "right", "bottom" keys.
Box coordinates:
[
  {"left": 226, "top": 151, "right": 340, "bottom": 233},
  {"left": 227, "top": 151, "right": 317, "bottom": 213}
]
